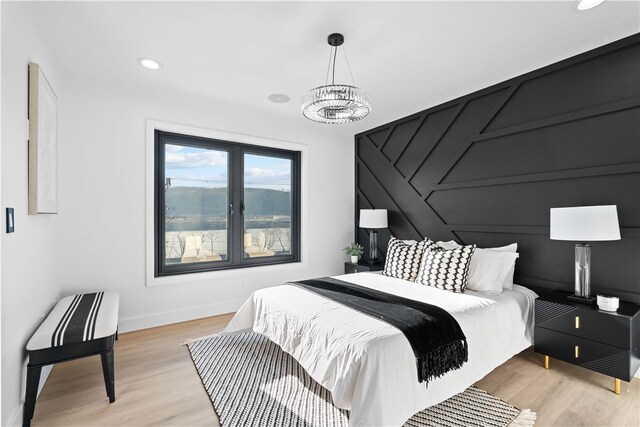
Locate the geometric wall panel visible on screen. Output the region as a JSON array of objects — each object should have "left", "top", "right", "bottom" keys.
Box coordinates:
[
  {"left": 443, "top": 107, "right": 640, "bottom": 184},
  {"left": 485, "top": 42, "right": 640, "bottom": 131},
  {"left": 427, "top": 174, "right": 640, "bottom": 227},
  {"left": 367, "top": 127, "right": 393, "bottom": 148},
  {"left": 381, "top": 117, "right": 422, "bottom": 164},
  {"left": 408, "top": 88, "right": 509, "bottom": 197},
  {"left": 355, "top": 33, "right": 640, "bottom": 303},
  {"left": 395, "top": 105, "right": 459, "bottom": 178}
]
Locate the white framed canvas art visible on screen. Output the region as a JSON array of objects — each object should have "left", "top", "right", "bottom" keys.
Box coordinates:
[{"left": 28, "top": 63, "right": 58, "bottom": 214}]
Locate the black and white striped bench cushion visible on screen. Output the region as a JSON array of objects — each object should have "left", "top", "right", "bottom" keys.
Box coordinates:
[{"left": 27, "top": 292, "right": 119, "bottom": 351}]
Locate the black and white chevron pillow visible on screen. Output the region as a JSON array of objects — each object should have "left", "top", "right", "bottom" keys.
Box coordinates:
[
  {"left": 416, "top": 243, "right": 476, "bottom": 293},
  {"left": 382, "top": 237, "right": 427, "bottom": 281}
]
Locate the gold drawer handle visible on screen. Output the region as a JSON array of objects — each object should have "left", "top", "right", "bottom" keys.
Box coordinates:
[
  {"left": 575, "top": 316, "right": 580, "bottom": 329},
  {"left": 575, "top": 345, "right": 580, "bottom": 359}
]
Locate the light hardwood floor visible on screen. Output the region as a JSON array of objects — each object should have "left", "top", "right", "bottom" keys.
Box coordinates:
[{"left": 32, "top": 314, "right": 639, "bottom": 427}]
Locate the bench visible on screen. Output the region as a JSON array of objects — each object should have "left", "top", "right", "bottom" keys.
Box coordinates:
[{"left": 24, "top": 292, "right": 119, "bottom": 427}]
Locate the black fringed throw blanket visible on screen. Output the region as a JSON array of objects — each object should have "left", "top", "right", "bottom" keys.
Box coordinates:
[{"left": 291, "top": 277, "right": 468, "bottom": 385}]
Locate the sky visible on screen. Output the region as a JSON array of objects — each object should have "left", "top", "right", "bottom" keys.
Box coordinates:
[{"left": 165, "top": 144, "right": 291, "bottom": 191}]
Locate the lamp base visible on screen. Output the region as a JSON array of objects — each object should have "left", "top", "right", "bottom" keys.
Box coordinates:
[
  {"left": 574, "top": 244, "right": 591, "bottom": 301},
  {"left": 567, "top": 295, "right": 596, "bottom": 305},
  {"left": 368, "top": 229, "right": 379, "bottom": 264}
]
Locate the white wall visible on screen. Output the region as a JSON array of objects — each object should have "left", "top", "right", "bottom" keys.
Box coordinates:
[
  {"left": 1, "top": 3, "right": 3, "bottom": 424},
  {"left": 1, "top": 3, "right": 62, "bottom": 425}
]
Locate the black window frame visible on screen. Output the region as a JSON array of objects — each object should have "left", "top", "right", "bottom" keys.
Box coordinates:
[{"left": 154, "top": 130, "right": 301, "bottom": 277}]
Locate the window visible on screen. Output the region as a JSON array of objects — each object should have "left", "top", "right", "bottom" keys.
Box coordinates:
[{"left": 155, "top": 130, "right": 300, "bottom": 276}]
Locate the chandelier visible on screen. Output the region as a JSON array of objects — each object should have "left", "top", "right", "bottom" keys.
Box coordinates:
[{"left": 302, "top": 33, "right": 371, "bottom": 124}]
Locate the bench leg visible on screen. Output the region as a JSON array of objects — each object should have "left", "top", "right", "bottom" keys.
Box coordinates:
[
  {"left": 23, "top": 365, "right": 42, "bottom": 427},
  {"left": 100, "top": 349, "right": 115, "bottom": 403}
]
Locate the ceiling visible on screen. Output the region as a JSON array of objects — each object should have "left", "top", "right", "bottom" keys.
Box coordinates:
[{"left": 22, "top": 1, "right": 640, "bottom": 137}]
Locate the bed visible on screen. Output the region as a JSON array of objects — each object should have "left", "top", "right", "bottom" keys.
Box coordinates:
[{"left": 224, "top": 271, "right": 537, "bottom": 426}]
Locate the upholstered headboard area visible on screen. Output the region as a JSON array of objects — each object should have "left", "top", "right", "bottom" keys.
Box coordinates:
[{"left": 355, "top": 33, "right": 640, "bottom": 303}]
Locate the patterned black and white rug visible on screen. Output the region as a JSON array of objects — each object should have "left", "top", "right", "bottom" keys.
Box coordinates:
[{"left": 187, "top": 332, "right": 535, "bottom": 427}]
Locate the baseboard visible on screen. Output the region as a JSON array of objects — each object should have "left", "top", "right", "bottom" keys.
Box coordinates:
[
  {"left": 118, "top": 298, "right": 247, "bottom": 333},
  {"left": 7, "top": 402, "right": 22, "bottom": 427},
  {"left": 7, "top": 365, "right": 53, "bottom": 427}
]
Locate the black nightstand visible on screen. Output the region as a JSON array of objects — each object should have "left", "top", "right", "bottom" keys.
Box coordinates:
[
  {"left": 344, "top": 261, "right": 384, "bottom": 274},
  {"left": 534, "top": 290, "right": 640, "bottom": 394}
]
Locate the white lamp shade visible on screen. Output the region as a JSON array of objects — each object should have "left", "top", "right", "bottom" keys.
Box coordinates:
[
  {"left": 550, "top": 205, "right": 621, "bottom": 241},
  {"left": 359, "top": 209, "right": 388, "bottom": 229}
]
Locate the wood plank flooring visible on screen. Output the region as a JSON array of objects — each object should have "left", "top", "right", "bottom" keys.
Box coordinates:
[{"left": 32, "top": 313, "right": 639, "bottom": 426}]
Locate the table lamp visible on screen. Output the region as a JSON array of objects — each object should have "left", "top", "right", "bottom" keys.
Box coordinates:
[
  {"left": 359, "top": 209, "right": 388, "bottom": 264},
  {"left": 550, "top": 205, "right": 621, "bottom": 304}
]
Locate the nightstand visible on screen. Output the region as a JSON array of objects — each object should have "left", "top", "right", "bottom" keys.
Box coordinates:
[
  {"left": 344, "top": 261, "right": 384, "bottom": 274},
  {"left": 534, "top": 290, "right": 640, "bottom": 394}
]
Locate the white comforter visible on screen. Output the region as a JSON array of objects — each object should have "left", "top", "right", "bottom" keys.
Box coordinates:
[{"left": 224, "top": 272, "right": 537, "bottom": 426}]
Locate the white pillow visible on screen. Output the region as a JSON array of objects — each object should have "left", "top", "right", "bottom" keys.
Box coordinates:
[
  {"left": 483, "top": 243, "right": 517, "bottom": 290},
  {"left": 436, "top": 241, "right": 519, "bottom": 293},
  {"left": 467, "top": 250, "right": 519, "bottom": 294}
]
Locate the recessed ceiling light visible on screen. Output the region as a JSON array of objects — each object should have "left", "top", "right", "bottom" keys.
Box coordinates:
[
  {"left": 576, "top": 0, "right": 605, "bottom": 10},
  {"left": 268, "top": 94, "right": 290, "bottom": 103},
  {"left": 137, "top": 57, "right": 163, "bottom": 70}
]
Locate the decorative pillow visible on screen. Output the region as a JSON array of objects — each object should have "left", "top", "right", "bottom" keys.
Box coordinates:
[
  {"left": 437, "top": 241, "right": 518, "bottom": 290},
  {"left": 435, "top": 240, "right": 460, "bottom": 250},
  {"left": 416, "top": 243, "right": 476, "bottom": 293},
  {"left": 382, "top": 237, "right": 427, "bottom": 281}
]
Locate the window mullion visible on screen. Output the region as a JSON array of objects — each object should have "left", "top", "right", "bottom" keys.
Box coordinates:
[
  {"left": 154, "top": 135, "right": 165, "bottom": 277},
  {"left": 292, "top": 151, "right": 301, "bottom": 261},
  {"left": 231, "top": 146, "right": 244, "bottom": 264}
]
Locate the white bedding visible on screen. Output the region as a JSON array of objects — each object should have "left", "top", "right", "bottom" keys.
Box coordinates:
[{"left": 224, "top": 272, "right": 538, "bottom": 426}]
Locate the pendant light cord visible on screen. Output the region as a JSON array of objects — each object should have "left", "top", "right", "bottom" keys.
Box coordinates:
[
  {"left": 325, "top": 42, "right": 354, "bottom": 86},
  {"left": 324, "top": 47, "right": 332, "bottom": 85},
  {"left": 332, "top": 46, "right": 337, "bottom": 85},
  {"left": 343, "top": 45, "right": 356, "bottom": 86},
  {"left": 324, "top": 46, "right": 338, "bottom": 86}
]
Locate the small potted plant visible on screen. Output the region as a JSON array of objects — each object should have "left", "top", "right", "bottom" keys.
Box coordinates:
[{"left": 343, "top": 242, "right": 364, "bottom": 264}]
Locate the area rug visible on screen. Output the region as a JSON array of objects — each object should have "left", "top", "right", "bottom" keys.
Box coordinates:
[{"left": 187, "top": 332, "right": 535, "bottom": 427}]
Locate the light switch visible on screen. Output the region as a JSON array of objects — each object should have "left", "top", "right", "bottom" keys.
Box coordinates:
[{"left": 6, "top": 208, "right": 14, "bottom": 233}]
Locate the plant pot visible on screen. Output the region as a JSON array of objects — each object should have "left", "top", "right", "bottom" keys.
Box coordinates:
[{"left": 350, "top": 255, "right": 359, "bottom": 264}]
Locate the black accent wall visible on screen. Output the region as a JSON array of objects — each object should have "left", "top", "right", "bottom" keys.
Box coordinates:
[{"left": 355, "top": 33, "right": 640, "bottom": 303}]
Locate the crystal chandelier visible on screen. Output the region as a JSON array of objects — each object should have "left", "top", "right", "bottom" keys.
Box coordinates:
[{"left": 302, "top": 33, "right": 371, "bottom": 124}]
